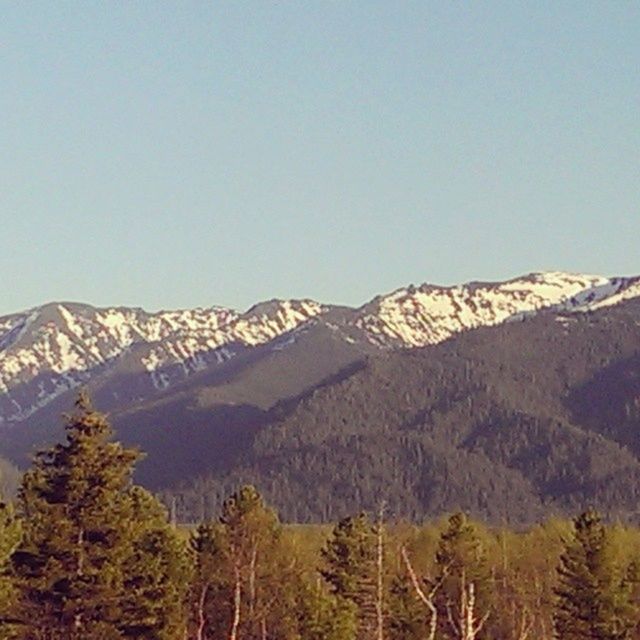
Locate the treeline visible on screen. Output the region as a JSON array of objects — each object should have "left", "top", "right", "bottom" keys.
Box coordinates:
[{"left": 2, "top": 395, "right": 640, "bottom": 639}]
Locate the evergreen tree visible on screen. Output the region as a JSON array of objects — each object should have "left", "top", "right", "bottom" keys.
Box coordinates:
[
  {"left": 321, "top": 513, "right": 378, "bottom": 640},
  {"left": 218, "top": 485, "right": 283, "bottom": 639},
  {"left": 553, "top": 509, "right": 633, "bottom": 640},
  {"left": 434, "top": 512, "right": 492, "bottom": 639},
  {"left": 117, "top": 486, "right": 192, "bottom": 640},
  {"left": 295, "top": 581, "right": 357, "bottom": 640},
  {"left": 189, "top": 521, "right": 228, "bottom": 640},
  {"left": 388, "top": 576, "right": 430, "bottom": 640},
  {"left": 9, "top": 392, "right": 187, "bottom": 640},
  {"left": 190, "top": 485, "right": 302, "bottom": 640}
]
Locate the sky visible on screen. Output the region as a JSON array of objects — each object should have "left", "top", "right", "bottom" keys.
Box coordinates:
[{"left": 1, "top": 2, "right": 638, "bottom": 315}]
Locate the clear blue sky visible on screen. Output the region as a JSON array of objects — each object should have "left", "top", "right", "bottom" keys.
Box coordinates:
[{"left": 1, "top": 2, "right": 638, "bottom": 314}]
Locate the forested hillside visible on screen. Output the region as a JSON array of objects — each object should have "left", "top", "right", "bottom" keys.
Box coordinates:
[{"left": 164, "top": 298, "right": 640, "bottom": 523}]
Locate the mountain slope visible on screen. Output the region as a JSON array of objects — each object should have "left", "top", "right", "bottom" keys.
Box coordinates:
[
  {"left": 2, "top": 272, "right": 639, "bottom": 430},
  {"left": 354, "top": 272, "right": 637, "bottom": 346},
  {"left": 160, "top": 297, "right": 640, "bottom": 523},
  {"left": 3, "top": 271, "right": 640, "bottom": 523},
  {"left": 0, "top": 299, "right": 324, "bottom": 424}
]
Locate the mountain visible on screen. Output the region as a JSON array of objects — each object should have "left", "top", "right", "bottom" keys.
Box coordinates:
[
  {"left": 0, "top": 299, "right": 324, "bottom": 422},
  {"left": 353, "top": 272, "right": 639, "bottom": 346},
  {"left": 163, "top": 295, "right": 640, "bottom": 524},
  {"left": 2, "top": 272, "right": 637, "bottom": 424},
  {"left": 2, "top": 271, "right": 640, "bottom": 522}
]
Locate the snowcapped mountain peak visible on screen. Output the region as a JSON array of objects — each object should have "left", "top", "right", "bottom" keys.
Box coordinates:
[
  {"left": 0, "top": 302, "right": 241, "bottom": 420},
  {"left": 236, "top": 299, "right": 325, "bottom": 345},
  {"left": 2, "top": 272, "right": 640, "bottom": 424},
  {"left": 352, "top": 271, "right": 640, "bottom": 347}
]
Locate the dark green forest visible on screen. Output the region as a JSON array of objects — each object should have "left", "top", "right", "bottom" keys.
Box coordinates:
[
  {"left": 2, "top": 394, "right": 640, "bottom": 639},
  {"left": 158, "top": 301, "right": 640, "bottom": 524}
]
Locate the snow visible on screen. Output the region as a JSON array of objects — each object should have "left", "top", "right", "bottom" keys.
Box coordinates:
[
  {"left": 2, "top": 272, "right": 640, "bottom": 423},
  {"left": 354, "top": 272, "right": 640, "bottom": 348},
  {"left": 575, "top": 280, "right": 640, "bottom": 311},
  {"left": 54, "top": 332, "right": 82, "bottom": 372},
  {"left": 58, "top": 305, "right": 85, "bottom": 340}
]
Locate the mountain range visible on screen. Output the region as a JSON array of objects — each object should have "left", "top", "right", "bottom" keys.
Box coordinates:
[{"left": 2, "top": 271, "right": 640, "bottom": 523}]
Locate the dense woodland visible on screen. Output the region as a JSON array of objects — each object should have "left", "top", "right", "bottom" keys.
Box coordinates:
[
  {"left": 160, "top": 302, "right": 640, "bottom": 524},
  {"left": 1, "top": 394, "right": 640, "bottom": 639}
]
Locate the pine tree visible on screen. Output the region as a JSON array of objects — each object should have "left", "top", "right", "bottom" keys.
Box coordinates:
[
  {"left": 553, "top": 509, "right": 633, "bottom": 640},
  {"left": 388, "top": 576, "right": 431, "bottom": 640},
  {"left": 190, "top": 485, "right": 302, "bottom": 640},
  {"left": 295, "top": 581, "right": 357, "bottom": 640},
  {"left": 434, "top": 512, "right": 492, "bottom": 640},
  {"left": 321, "top": 513, "right": 378, "bottom": 640},
  {"left": 9, "top": 392, "right": 188, "bottom": 640},
  {"left": 117, "top": 486, "right": 192, "bottom": 640},
  {"left": 218, "top": 485, "right": 281, "bottom": 640},
  {"left": 188, "top": 521, "right": 232, "bottom": 640}
]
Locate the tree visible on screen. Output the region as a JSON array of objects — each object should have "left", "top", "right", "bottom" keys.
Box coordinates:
[
  {"left": 294, "top": 582, "right": 357, "bottom": 640},
  {"left": 189, "top": 522, "right": 223, "bottom": 640},
  {"left": 388, "top": 574, "right": 431, "bottom": 640},
  {"left": 387, "top": 546, "right": 442, "bottom": 640},
  {"left": 0, "top": 500, "right": 22, "bottom": 639},
  {"left": 553, "top": 509, "right": 633, "bottom": 640},
  {"left": 434, "top": 513, "right": 492, "bottom": 640},
  {"left": 9, "top": 392, "right": 188, "bottom": 640},
  {"left": 117, "top": 487, "right": 192, "bottom": 640},
  {"left": 189, "top": 485, "right": 302, "bottom": 640},
  {"left": 218, "top": 485, "right": 285, "bottom": 640},
  {"left": 321, "top": 513, "right": 378, "bottom": 640}
]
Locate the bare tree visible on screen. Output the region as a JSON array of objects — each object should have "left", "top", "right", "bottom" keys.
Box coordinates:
[
  {"left": 248, "top": 542, "right": 258, "bottom": 621},
  {"left": 229, "top": 559, "right": 241, "bottom": 640},
  {"left": 444, "top": 570, "right": 490, "bottom": 640},
  {"left": 400, "top": 546, "right": 443, "bottom": 640},
  {"left": 195, "top": 584, "right": 209, "bottom": 640},
  {"left": 512, "top": 605, "right": 533, "bottom": 640},
  {"left": 376, "top": 503, "right": 386, "bottom": 640}
]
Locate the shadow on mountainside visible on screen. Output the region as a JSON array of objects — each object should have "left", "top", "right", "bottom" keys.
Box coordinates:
[{"left": 565, "top": 352, "right": 640, "bottom": 453}]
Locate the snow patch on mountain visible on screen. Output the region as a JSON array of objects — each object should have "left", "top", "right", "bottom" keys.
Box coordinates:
[
  {"left": 2, "top": 273, "right": 640, "bottom": 423},
  {"left": 577, "top": 278, "right": 640, "bottom": 311},
  {"left": 0, "top": 299, "right": 325, "bottom": 409},
  {"left": 352, "top": 272, "right": 635, "bottom": 348}
]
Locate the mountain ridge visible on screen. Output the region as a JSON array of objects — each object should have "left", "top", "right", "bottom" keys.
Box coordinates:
[
  {"left": 3, "top": 270, "right": 640, "bottom": 523},
  {"left": 2, "top": 271, "right": 640, "bottom": 428},
  {"left": 160, "top": 295, "right": 640, "bottom": 523}
]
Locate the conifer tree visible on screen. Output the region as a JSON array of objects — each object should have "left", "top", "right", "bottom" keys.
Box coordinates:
[
  {"left": 553, "top": 509, "right": 633, "bottom": 640},
  {"left": 117, "top": 486, "right": 192, "bottom": 640},
  {"left": 219, "top": 485, "right": 281, "bottom": 640},
  {"left": 9, "top": 392, "right": 188, "bottom": 640},
  {"left": 189, "top": 521, "right": 228, "bottom": 640},
  {"left": 434, "top": 512, "right": 492, "bottom": 640},
  {"left": 321, "top": 513, "right": 378, "bottom": 640},
  {"left": 388, "top": 576, "right": 431, "bottom": 640},
  {"left": 295, "top": 581, "right": 357, "bottom": 640},
  {"left": 190, "top": 485, "right": 301, "bottom": 640}
]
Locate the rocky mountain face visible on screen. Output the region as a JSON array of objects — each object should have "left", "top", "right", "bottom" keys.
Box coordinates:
[
  {"left": 0, "top": 299, "right": 323, "bottom": 423},
  {"left": 353, "top": 272, "right": 638, "bottom": 346}
]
